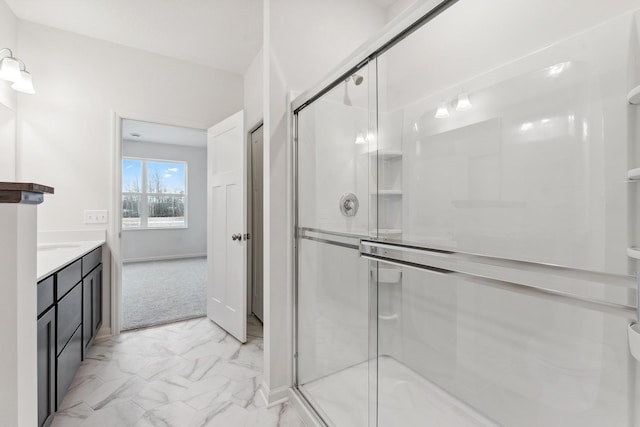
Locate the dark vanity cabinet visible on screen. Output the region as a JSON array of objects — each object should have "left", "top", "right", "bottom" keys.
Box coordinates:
[
  {"left": 82, "top": 249, "right": 103, "bottom": 354},
  {"left": 36, "top": 245, "right": 103, "bottom": 424},
  {"left": 36, "top": 280, "right": 56, "bottom": 427}
]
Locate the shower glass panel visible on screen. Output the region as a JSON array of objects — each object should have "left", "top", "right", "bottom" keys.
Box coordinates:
[
  {"left": 376, "top": 0, "right": 630, "bottom": 276},
  {"left": 373, "top": 0, "right": 637, "bottom": 425},
  {"left": 295, "top": 62, "right": 377, "bottom": 426},
  {"left": 366, "top": 252, "right": 634, "bottom": 426}
]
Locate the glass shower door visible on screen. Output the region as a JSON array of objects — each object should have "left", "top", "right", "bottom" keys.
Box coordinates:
[
  {"left": 295, "top": 61, "right": 378, "bottom": 426},
  {"left": 370, "top": 0, "right": 638, "bottom": 425}
]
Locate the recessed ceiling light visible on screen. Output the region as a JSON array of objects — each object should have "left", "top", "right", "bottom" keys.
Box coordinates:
[{"left": 130, "top": 133, "right": 141, "bottom": 137}]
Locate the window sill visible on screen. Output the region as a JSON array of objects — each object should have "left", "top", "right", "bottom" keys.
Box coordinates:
[{"left": 122, "top": 226, "right": 188, "bottom": 231}]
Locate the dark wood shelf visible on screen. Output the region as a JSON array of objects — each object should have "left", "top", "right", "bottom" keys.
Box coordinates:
[
  {"left": 0, "top": 182, "right": 54, "bottom": 204},
  {"left": 0, "top": 182, "right": 54, "bottom": 193}
]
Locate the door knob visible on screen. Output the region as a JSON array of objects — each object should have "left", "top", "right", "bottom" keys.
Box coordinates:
[{"left": 232, "top": 233, "right": 242, "bottom": 241}]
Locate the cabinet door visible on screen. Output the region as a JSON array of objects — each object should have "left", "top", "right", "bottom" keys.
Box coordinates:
[
  {"left": 93, "top": 265, "right": 103, "bottom": 334},
  {"left": 82, "top": 274, "right": 93, "bottom": 357},
  {"left": 56, "top": 325, "right": 82, "bottom": 409},
  {"left": 56, "top": 283, "right": 82, "bottom": 354},
  {"left": 37, "top": 307, "right": 56, "bottom": 427}
]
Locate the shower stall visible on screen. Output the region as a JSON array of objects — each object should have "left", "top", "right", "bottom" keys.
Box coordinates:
[{"left": 293, "top": 1, "right": 640, "bottom": 426}]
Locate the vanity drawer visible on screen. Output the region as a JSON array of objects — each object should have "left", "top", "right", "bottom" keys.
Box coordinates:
[
  {"left": 56, "top": 325, "right": 82, "bottom": 409},
  {"left": 56, "top": 283, "right": 82, "bottom": 353},
  {"left": 37, "top": 275, "right": 54, "bottom": 317},
  {"left": 82, "top": 247, "right": 102, "bottom": 277},
  {"left": 56, "top": 259, "right": 81, "bottom": 300}
]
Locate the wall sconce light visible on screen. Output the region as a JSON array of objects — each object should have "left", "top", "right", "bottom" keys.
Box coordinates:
[
  {"left": 435, "top": 101, "right": 450, "bottom": 119},
  {"left": 355, "top": 132, "right": 366, "bottom": 144},
  {"left": 0, "top": 48, "right": 35, "bottom": 94},
  {"left": 456, "top": 92, "right": 472, "bottom": 111}
]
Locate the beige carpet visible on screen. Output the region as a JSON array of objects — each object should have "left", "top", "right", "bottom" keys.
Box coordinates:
[{"left": 122, "top": 257, "right": 207, "bottom": 330}]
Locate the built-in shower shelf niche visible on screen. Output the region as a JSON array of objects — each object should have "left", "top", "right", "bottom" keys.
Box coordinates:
[
  {"left": 378, "top": 268, "right": 402, "bottom": 284},
  {"left": 628, "top": 323, "right": 640, "bottom": 362},
  {"left": 378, "top": 313, "right": 400, "bottom": 321},
  {"left": 379, "top": 228, "right": 402, "bottom": 237},
  {"left": 627, "top": 168, "right": 640, "bottom": 181},
  {"left": 627, "top": 247, "right": 640, "bottom": 259},
  {"left": 368, "top": 149, "right": 403, "bottom": 159},
  {"left": 628, "top": 85, "right": 640, "bottom": 104},
  {"left": 372, "top": 190, "right": 402, "bottom": 196}
]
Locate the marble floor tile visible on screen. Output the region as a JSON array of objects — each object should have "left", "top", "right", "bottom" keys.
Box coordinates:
[
  {"left": 51, "top": 402, "right": 94, "bottom": 427},
  {"left": 58, "top": 375, "right": 105, "bottom": 411},
  {"left": 134, "top": 401, "right": 198, "bottom": 427},
  {"left": 246, "top": 403, "right": 306, "bottom": 427},
  {"left": 82, "top": 401, "right": 146, "bottom": 427},
  {"left": 50, "top": 316, "right": 305, "bottom": 427}
]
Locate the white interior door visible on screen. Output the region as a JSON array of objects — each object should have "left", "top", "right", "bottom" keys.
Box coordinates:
[{"left": 207, "top": 110, "right": 246, "bottom": 343}]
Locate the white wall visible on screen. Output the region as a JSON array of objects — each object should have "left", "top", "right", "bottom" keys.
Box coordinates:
[
  {"left": 15, "top": 21, "right": 243, "bottom": 333},
  {"left": 121, "top": 140, "right": 207, "bottom": 262},
  {"left": 0, "top": 204, "right": 37, "bottom": 427},
  {"left": 0, "top": 0, "right": 17, "bottom": 110},
  {"left": 0, "top": 0, "right": 17, "bottom": 181},
  {"left": 244, "top": 48, "right": 264, "bottom": 130}
]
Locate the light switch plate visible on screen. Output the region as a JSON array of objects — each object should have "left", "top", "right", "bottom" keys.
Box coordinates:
[{"left": 84, "top": 210, "right": 108, "bottom": 224}]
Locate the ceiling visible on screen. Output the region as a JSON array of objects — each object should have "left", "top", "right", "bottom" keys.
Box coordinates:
[
  {"left": 122, "top": 120, "right": 206, "bottom": 148},
  {"left": 5, "top": 0, "right": 262, "bottom": 74}
]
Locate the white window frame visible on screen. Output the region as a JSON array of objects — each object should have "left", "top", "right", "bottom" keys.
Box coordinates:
[{"left": 122, "top": 157, "right": 188, "bottom": 230}]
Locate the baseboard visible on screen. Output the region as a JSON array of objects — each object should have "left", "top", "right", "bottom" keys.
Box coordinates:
[
  {"left": 259, "top": 382, "right": 290, "bottom": 408},
  {"left": 122, "top": 253, "right": 206, "bottom": 263},
  {"left": 288, "top": 388, "right": 325, "bottom": 427},
  {"left": 96, "top": 326, "right": 112, "bottom": 339}
]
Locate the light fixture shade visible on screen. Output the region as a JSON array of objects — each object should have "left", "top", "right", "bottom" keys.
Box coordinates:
[
  {"left": 355, "top": 132, "right": 366, "bottom": 144},
  {"left": 435, "top": 101, "right": 450, "bottom": 118},
  {"left": 456, "top": 92, "right": 472, "bottom": 111},
  {"left": 11, "top": 70, "right": 35, "bottom": 94},
  {"left": 0, "top": 57, "right": 22, "bottom": 82}
]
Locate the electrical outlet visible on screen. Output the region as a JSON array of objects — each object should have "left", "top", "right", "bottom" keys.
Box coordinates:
[{"left": 84, "top": 210, "right": 109, "bottom": 224}]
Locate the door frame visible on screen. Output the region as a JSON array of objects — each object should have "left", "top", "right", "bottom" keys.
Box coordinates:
[
  {"left": 110, "top": 110, "right": 210, "bottom": 336},
  {"left": 247, "top": 120, "right": 263, "bottom": 319}
]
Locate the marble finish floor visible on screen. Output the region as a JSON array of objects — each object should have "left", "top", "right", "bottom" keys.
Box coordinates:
[
  {"left": 301, "top": 356, "right": 496, "bottom": 427},
  {"left": 52, "top": 316, "right": 304, "bottom": 427}
]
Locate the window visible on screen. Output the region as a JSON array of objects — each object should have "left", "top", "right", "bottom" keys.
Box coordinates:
[{"left": 122, "top": 158, "right": 187, "bottom": 229}]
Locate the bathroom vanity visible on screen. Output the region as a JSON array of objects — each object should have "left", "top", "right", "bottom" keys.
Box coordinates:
[{"left": 37, "top": 242, "right": 104, "bottom": 427}]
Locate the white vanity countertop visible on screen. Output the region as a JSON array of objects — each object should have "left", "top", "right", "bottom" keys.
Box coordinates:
[{"left": 37, "top": 240, "right": 105, "bottom": 281}]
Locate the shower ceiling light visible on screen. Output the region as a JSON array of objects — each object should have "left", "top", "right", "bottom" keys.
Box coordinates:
[
  {"left": 456, "top": 92, "right": 472, "bottom": 111},
  {"left": 435, "top": 101, "right": 450, "bottom": 118},
  {"left": 0, "top": 48, "right": 35, "bottom": 94}
]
